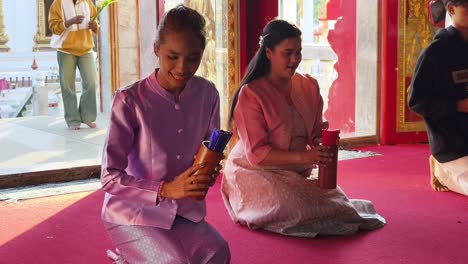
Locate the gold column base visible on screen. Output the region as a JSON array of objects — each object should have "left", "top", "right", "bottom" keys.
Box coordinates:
[
  {"left": 0, "top": 33, "right": 10, "bottom": 52},
  {"left": 0, "top": 44, "right": 9, "bottom": 52}
]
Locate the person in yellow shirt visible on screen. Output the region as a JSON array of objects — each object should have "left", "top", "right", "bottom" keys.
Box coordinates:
[{"left": 48, "top": 0, "right": 98, "bottom": 130}]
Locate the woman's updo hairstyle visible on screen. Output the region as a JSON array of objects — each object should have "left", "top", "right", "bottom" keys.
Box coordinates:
[{"left": 155, "top": 4, "right": 207, "bottom": 50}]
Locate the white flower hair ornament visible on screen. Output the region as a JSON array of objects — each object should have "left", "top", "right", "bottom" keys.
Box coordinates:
[{"left": 258, "top": 34, "right": 270, "bottom": 47}]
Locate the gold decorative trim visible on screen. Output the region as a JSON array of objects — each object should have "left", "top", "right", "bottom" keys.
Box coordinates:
[
  {"left": 109, "top": 3, "right": 120, "bottom": 93},
  {"left": 0, "top": 0, "right": 10, "bottom": 51},
  {"left": 226, "top": 0, "right": 239, "bottom": 130},
  {"left": 396, "top": 0, "right": 433, "bottom": 132},
  {"left": 33, "top": 0, "right": 53, "bottom": 51}
]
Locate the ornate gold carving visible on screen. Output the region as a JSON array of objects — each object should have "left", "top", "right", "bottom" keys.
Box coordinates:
[
  {"left": 33, "top": 0, "right": 53, "bottom": 51},
  {"left": 227, "top": 0, "right": 239, "bottom": 130},
  {"left": 183, "top": 0, "right": 217, "bottom": 82},
  {"left": 0, "top": 0, "right": 10, "bottom": 51},
  {"left": 396, "top": 0, "right": 435, "bottom": 132},
  {"left": 181, "top": 0, "right": 238, "bottom": 130}
]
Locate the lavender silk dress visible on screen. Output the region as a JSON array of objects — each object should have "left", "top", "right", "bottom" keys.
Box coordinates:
[
  {"left": 221, "top": 74, "right": 385, "bottom": 237},
  {"left": 101, "top": 71, "right": 230, "bottom": 263}
]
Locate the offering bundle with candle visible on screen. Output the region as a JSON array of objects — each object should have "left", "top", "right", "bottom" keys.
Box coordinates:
[{"left": 191, "top": 129, "right": 232, "bottom": 200}]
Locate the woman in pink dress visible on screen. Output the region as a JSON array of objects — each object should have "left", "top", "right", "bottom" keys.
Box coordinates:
[
  {"left": 101, "top": 5, "right": 230, "bottom": 263},
  {"left": 221, "top": 19, "right": 385, "bottom": 237}
]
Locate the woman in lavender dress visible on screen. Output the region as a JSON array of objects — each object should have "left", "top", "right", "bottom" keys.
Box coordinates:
[
  {"left": 222, "top": 19, "right": 385, "bottom": 237},
  {"left": 101, "top": 5, "right": 230, "bottom": 263}
]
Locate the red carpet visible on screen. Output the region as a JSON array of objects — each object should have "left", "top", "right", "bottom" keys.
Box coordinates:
[{"left": 1, "top": 144, "right": 467, "bottom": 264}]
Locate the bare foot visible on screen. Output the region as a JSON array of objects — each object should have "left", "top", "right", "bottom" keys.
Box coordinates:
[
  {"left": 431, "top": 174, "right": 449, "bottom": 192},
  {"left": 69, "top": 125, "right": 80, "bottom": 130},
  {"left": 85, "top": 121, "right": 96, "bottom": 128},
  {"left": 430, "top": 156, "right": 449, "bottom": 192}
]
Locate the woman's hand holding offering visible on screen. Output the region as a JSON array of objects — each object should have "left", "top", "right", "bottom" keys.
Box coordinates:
[
  {"left": 160, "top": 165, "right": 212, "bottom": 200},
  {"left": 302, "top": 144, "right": 334, "bottom": 166}
]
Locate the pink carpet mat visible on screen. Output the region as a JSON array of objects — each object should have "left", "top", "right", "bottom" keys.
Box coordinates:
[{"left": 1, "top": 144, "right": 467, "bottom": 264}]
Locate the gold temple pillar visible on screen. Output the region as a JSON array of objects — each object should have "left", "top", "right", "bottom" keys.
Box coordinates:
[
  {"left": 0, "top": 0, "right": 10, "bottom": 52},
  {"left": 33, "top": 0, "right": 52, "bottom": 51},
  {"left": 227, "top": 0, "right": 240, "bottom": 130},
  {"left": 396, "top": 0, "right": 437, "bottom": 132}
]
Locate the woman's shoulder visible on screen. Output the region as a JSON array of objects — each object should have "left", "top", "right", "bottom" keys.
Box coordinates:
[
  {"left": 117, "top": 78, "right": 145, "bottom": 93},
  {"left": 113, "top": 78, "right": 147, "bottom": 104},
  {"left": 190, "top": 75, "right": 214, "bottom": 86},
  {"left": 190, "top": 75, "right": 219, "bottom": 95},
  {"left": 292, "top": 72, "right": 319, "bottom": 92},
  {"left": 236, "top": 78, "right": 278, "bottom": 107},
  {"left": 293, "top": 72, "right": 318, "bottom": 84},
  {"left": 239, "top": 78, "right": 267, "bottom": 95}
]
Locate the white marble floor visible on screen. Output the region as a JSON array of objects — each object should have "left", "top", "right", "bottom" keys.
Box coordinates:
[{"left": 0, "top": 113, "right": 109, "bottom": 176}]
